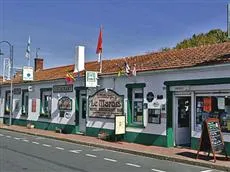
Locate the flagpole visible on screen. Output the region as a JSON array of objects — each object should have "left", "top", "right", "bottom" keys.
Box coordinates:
[{"left": 99, "top": 53, "right": 102, "bottom": 73}]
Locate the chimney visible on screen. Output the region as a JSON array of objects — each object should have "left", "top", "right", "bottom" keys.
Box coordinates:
[
  {"left": 74, "top": 46, "right": 85, "bottom": 73},
  {"left": 34, "top": 58, "right": 44, "bottom": 71}
]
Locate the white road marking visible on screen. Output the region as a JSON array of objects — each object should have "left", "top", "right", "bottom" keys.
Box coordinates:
[
  {"left": 32, "top": 141, "right": 39, "bottom": 144},
  {"left": 23, "top": 139, "right": 29, "bottom": 142},
  {"left": 92, "top": 148, "right": 104, "bottom": 151},
  {"left": 151, "top": 168, "right": 166, "bottom": 172},
  {"left": 55, "top": 147, "right": 64, "bottom": 150},
  {"left": 0, "top": 134, "right": 4, "bottom": 136},
  {"left": 42, "top": 144, "right": 51, "bottom": 147},
  {"left": 125, "top": 163, "right": 141, "bottom": 168},
  {"left": 69, "top": 150, "right": 80, "bottom": 154},
  {"left": 200, "top": 170, "right": 213, "bottom": 172},
  {"left": 6, "top": 135, "right": 11, "bottom": 138},
  {"left": 85, "top": 154, "right": 97, "bottom": 158},
  {"left": 14, "top": 137, "right": 21, "bottom": 140},
  {"left": 104, "top": 158, "right": 117, "bottom": 162}
]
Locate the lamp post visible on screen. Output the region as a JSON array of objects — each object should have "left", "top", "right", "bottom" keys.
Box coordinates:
[{"left": 0, "top": 41, "right": 13, "bottom": 126}]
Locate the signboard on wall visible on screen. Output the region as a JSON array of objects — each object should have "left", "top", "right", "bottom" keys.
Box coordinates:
[
  {"left": 89, "top": 89, "right": 123, "bottom": 118},
  {"left": 58, "top": 96, "right": 72, "bottom": 110},
  {"left": 23, "top": 66, "right": 34, "bottom": 81},
  {"left": 85, "top": 71, "right": 98, "bottom": 87},
  {"left": 13, "top": 88, "right": 21, "bottom": 95},
  {"left": 53, "top": 85, "right": 73, "bottom": 93}
]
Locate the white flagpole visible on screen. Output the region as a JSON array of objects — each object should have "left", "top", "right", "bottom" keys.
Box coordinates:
[{"left": 99, "top": 53, "right": 102, "bottom": 73}]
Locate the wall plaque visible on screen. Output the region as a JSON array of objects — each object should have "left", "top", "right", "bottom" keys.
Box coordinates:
[
  {"left": 58, "top": 97, "right": 72, "bottom": 110},
  {"left": 89, "top": 89, "right": 124, "bottom": 118},
  {"left": 53, "top": 85, "right": 73, "bottom": 93}
]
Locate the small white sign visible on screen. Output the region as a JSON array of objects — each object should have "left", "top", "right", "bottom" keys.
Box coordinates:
[
  {"left": 23, "top": 66, "right": 33, "bottom": 81},
  {"left": 115, "top": 115, "right": 126, "bottom": 135},
  {"left": 86, "top": 71, "right": 98, "bottom": 87}
]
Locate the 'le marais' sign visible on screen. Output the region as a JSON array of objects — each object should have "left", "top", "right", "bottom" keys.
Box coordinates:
[
  {"left": 89, "top": 89, "right": 124, "bottom": 118},
  {"left": 53, "top": 85, "right": 73, "bottom": 93}
]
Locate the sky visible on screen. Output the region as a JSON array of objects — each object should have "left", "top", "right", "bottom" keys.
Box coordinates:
[{"left": 0, "top": 0, "right": 229, "bottom": 71}]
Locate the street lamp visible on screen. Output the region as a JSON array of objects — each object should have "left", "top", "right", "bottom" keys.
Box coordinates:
[{"left": 0, "top": 41, "right": 13, "bottom": 126}]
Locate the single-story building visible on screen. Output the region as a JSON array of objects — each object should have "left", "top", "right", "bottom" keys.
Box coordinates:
[{"left": 0, "top": 42, "right": 230, "bottom": 155}]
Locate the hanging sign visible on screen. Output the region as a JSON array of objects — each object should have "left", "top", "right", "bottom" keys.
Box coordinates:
[
  {"left": 196, "top": 118, "right": 228, "bottom": 162},
  {"left": 146, "top": 92, "right": 154, "bottom": 102},
  {"left": 89, "top": 89, "right": 123, "bottom": 118},
  {"left": 85, "top": 71, "right": 98, "bottom": 87},
  {"left": 23, "top": 66, "right": 34, "bottom": 81}
]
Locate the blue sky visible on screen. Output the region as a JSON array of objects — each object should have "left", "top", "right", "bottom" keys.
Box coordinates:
[{"left": 0, "top": 0, "right": 229, "bottom": 70}]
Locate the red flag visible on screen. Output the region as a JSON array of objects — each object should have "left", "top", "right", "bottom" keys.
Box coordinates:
[{"left": 96, "top": 27, "right": 103, "bottom": 54}]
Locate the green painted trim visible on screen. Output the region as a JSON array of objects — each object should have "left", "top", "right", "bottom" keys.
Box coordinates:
[
  {"left": 164, "top": 77, "right": 230, "bottom": 86},
  {"left": 125, "top": 83, "right": 146, "bottom": 88},
  {"left": 127, "top": 88, "right": 132, "bottom": 124},
  {"left": 86, "top": 127, "right": 166, "bottom": 146},
  {"left": 166, "top": 85, "right": 174, "bottom": 147},
  {"left": 75, "top": 90, "right": 80, "bottom": 127},
  {"left": 4, "top": 90, "right": 10, "bottom": 115},
  {"left": 126, "top": 124, "right": 145, "bottom": 128},
  {"left": 3, "top": 117, "right": 76, "bottom": 134}
]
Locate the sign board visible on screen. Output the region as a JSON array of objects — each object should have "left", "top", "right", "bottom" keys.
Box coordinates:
[
  {"left": 23, "top": 66, "right": 34, "bottom": 81},
  {"left": 86, "top": 71, "right": 98, "bottom": 87},
  {"left": 196, "top": 118, "right": 228, "bottom": 162},
  {"left": 115, "top": 115, "right": 126, "bottom": 135},
  {"left": 53, "top": 84, "right": 73, "bottom": 93},
  {"left": 58, "top": 97, "right": 72, "bottom": 110},
  {"left": 89, "top": 89, "right": 123, "bottom": 118}
]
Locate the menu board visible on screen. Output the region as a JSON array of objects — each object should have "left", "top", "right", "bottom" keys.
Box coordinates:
[{"left": 196, "top": 118, "right": 228, "bottom": 162}]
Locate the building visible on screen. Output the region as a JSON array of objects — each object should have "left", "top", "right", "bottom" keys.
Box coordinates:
[{"left": 0, "top": 42, "right": 230, "bottom": 155}]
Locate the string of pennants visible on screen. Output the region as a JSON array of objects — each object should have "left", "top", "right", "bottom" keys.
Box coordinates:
[{"left": 117, "top": 61, "right": 136, "bottom": 77}]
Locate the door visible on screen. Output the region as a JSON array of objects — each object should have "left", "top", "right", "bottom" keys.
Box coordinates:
[
  {"left": 79, "top": 94, "right": 86, "bottom": 133},
  {"left": 175, "top": 96, "right": 191, "bottom": 146}
]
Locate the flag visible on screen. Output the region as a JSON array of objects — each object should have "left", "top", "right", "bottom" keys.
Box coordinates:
[
  {"left": 65, "top": 71, "right": 75, "bottom": 84},
  {"left": 132, "top": 64, "right": 137, "bottom": 76},
  {"left": 25, "top": 36, "right": 31, "bottom": 59},
  {"left": 96, "top": 27, "right": 103, "bottom": 63},
  {"left": 125, "top": 62, "right": 131, "bottom": 76}
]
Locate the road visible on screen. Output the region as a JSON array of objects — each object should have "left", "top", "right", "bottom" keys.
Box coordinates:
[{"left": 0, "top": 129, "right": 224, "bottom": 172}]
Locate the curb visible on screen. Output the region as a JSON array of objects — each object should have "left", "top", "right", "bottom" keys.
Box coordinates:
[{"left": 1, "top": 127, "right": 230, "bottom": 171}]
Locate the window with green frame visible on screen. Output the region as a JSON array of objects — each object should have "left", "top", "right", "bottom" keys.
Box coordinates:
[
  {"left": 40, "top": 88, "right": 52, "bottom": 118},
  {"left": 126, "top": 83, "right": 146, "bottom": 127},
  {"left": 21, "top": 89, "right": 29, "bottom": 116}
]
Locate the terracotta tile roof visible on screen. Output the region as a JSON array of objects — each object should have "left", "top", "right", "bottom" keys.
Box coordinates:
[{"left": 3, "top": 42, "right": 230, "bottom": 85}]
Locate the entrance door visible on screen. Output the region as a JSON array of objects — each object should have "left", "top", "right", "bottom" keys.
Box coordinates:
[
  {"left": 175, "top": 96, "right": 191, "bottom": 146},
  {"left": 79, "top": 94, "right": 86, "bottom": 133}
]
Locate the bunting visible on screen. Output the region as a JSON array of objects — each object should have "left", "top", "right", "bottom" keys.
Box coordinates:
[{"left": 65, "top": 71, "right": 75, "bottom": 84}]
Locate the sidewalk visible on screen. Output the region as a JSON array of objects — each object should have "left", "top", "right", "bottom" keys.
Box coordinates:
[{"left": 0, "top": 124, "right": 229, "bottom": 171}]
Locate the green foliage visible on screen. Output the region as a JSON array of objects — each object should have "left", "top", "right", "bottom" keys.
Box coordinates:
[
  {"left": 175, "top": 29, "right": 228, "bottom": 49},
  {"left": 160, "top": 29, "right": 229, "bottom": 51}
]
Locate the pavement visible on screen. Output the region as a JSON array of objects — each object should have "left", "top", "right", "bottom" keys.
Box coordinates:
[{"left": 0, "top": 124, "right": 229, "bottom": 171}]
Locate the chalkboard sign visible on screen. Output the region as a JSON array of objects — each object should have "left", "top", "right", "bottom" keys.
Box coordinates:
[{"left": 196, "top": 118, "right": 228, "bottom": 162}]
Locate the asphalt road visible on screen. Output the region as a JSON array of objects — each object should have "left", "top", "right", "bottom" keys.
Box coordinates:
[{"left": 0, "top": 129, "right": 224, "bottom": 172}]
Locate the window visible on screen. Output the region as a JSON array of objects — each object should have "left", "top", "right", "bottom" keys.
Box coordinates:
[
  {"left": 132, "top": 88, "right": 143, "bottom": 124},
  {"left": 195, "top": 95, "right": 230, "bottom": 133},
  {"left": 22, "top": 90, "right": 29, "bottom": 116},
  {"left": 4, "top": 90, "right": 10, "bottom": 115},
  {"left": 40, "top": 88, "right": 52, "bottom": 118}
]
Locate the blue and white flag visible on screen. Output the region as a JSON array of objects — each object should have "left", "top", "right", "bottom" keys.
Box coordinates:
[{"left": 25, "top": 36, "right": 31, "bottom": 59}]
